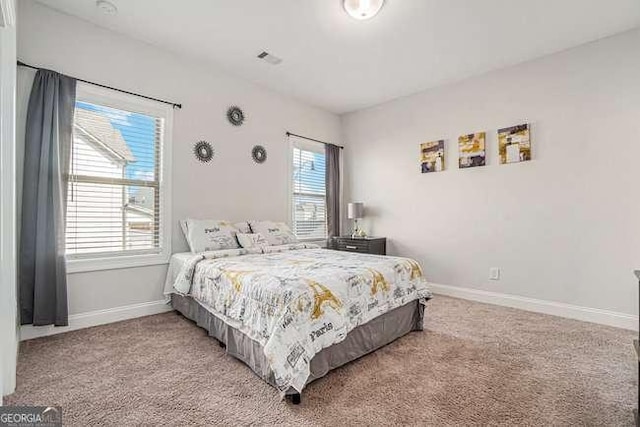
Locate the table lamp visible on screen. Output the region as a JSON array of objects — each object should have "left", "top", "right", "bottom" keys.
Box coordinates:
[{"left": 347, "top": 202, "right": 365, "bottom": 238}]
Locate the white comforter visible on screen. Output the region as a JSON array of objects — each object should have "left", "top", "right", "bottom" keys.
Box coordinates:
[{"left": 169, "top": 244, "right": 431, "bottom": 393}]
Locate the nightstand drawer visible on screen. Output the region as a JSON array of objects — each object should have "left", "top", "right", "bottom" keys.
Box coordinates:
[
  {"left": 337, "top": 240, "right": 369, "bottom": 252},
  {"left": 330, "top": 237, "right": 387, "bottom": 255}
]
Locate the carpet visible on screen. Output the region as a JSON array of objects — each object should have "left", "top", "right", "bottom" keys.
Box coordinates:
[{"left": 5, "top": 296, "right": 637, "bottom": 426}]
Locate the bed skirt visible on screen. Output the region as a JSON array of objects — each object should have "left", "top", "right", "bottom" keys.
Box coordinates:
[{"left": 171, "top": 294, "right": 426, "bottom": 396}]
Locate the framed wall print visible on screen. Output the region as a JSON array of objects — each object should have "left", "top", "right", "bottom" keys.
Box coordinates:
[
  {"left": 498, "top": 124, "right": 531, "bottom": 164},
  {"left": 420, "top": 140, "right": 445, "bottom": 173},
  {"left": 458, "top": 132, "right": 486, "bottom": 168}
]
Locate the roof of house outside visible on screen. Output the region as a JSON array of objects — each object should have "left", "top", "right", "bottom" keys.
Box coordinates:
[
  {"left": 74, "top": 108, "right": 134, "bottom": 162},
  {"left": 125, "top": 203, "right": 154, "bottom": 219}
]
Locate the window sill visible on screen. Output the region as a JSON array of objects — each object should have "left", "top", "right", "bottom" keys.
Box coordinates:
[{"left": 66, "top": 252, "right": 170, "bottom": 274}]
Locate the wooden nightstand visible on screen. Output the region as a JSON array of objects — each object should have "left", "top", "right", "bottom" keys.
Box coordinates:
[{"left": 329, "top": 236, "right": 386, "bottom": 255}]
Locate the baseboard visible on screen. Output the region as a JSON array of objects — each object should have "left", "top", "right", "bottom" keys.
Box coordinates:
[
  {"left": 20, "top": 299, "right": 173, "bottom": 341},
  {"left": 18, "top": 285, "right": 637, "bottom": 341},
  {"left": 429, "top": 283, "right": 638, "bottom": 331}
]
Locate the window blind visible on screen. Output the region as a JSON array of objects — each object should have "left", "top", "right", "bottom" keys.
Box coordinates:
[
  {"left": 65, "top": 101, "right": 164, "bottom": 258},
  {"left": 291, "top": 142, "right": 327, "bottom": 240}
]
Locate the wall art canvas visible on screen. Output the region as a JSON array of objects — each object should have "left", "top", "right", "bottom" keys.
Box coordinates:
[
  {"left": 420, "top": 140, "right": 445, "bottom": 173},
  {"left": 458, "top": 132, "right": 486, "bottom": 168},
  {"left": 498, "top": 124, "right": 531, "bottom": 164}
]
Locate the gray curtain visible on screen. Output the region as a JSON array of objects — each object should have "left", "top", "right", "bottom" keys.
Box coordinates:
[
  {"left": 325, "top": 143, "right": 341, "bottom": 239},
  {"left": 20, "top": 70, "right": 76, "bottom": 326}
]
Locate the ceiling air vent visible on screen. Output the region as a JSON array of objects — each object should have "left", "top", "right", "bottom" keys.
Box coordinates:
[{"left": 257, "top": 51, "right": 283, "bottom": 65}]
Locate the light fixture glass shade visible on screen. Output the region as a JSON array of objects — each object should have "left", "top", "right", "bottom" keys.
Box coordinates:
[
  {"left": 347, "top": 202, "right": 364, "bottom": 219},
  {"left": 96, "top": 0, "right": 118, "bottom": 15},
  {"left": 343, "top": 0, "right": 385, "bottom": 20}
]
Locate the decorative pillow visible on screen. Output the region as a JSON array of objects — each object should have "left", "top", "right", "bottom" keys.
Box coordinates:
[
  {"left": 247, "top": 221, "right": 297, "bottom": 246},
  {"left": 236, "top": 233, "right": 269, "bottom": 249},
  {"left": 181, "top": 220, "right": 250, "bottom": 239},
  {"left": 179, "top": 220, "right": 189, "bottom": 242},
  {"left": 184, "top": 219, "right": 241, "bottom": 253},
  {"left": 233, "top": 221, "right": 251, "bottom": 234}
]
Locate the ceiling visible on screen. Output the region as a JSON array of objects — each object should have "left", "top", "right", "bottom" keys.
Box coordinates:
[{"left": 34, "top": 0, "right": 640, "bottom": 114}]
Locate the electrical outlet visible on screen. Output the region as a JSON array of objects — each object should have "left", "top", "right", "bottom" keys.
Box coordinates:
[{"left": 489, "top": 267, "right": 500, "bottom": 280}]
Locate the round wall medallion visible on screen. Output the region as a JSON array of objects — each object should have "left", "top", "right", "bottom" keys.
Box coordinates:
[
  {"left": 252, "top": 145, "right": 267, "bottom": 164},
  {"left": 194, "top": 141, "right": 214, "bottom": 163},
  {"left": 227, "top": 106, "right": 245, "bottom": 126}
]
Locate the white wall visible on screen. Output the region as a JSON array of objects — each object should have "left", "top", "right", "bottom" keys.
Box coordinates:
[
  {"left": 16, "top": 0, "right": 638, "bottom": 331},
  {"left": 16, "top": 1, "right": 341, "bottom": 316},
  {"left": 342, "top": 29, "right": 640, "bottom": 317},
  {"left": 0, "top": 0, "right": 17, "bottom": 398}
]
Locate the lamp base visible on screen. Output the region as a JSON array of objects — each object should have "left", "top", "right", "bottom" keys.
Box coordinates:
[{"left": 351, "top": 219, "right": 366, "bottom": 238}]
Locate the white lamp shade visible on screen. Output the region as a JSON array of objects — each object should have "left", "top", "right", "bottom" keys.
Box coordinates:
[{"left": 347, "top": 202, "right": 364, "bottom": 219}]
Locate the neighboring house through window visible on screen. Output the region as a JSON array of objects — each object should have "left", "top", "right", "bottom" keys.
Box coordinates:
[
  {"left": 290, "top": 137, "right": 327, "bottom": 241},
  {"left": 65, "top": 84, "right": 172, "bottom": 272}
]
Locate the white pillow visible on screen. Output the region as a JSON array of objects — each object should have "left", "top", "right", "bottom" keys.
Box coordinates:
[
  {"left": 234, "top": 221, "right": 251, "bottom": 234},
  {"left": 180, "top": 220, "right": 250, "bottom": 248},
  {"left": 184, "top": 219, "right": 241, "bottom": 253},
  {"left": 180, "top": 220, "right": 189, "bottom": 242},
  {"left": 247, "top": 221, "right": 297, "bottom": 246},
  {"left": 236, "top": 233, "right": 269, "bottom": 249}
]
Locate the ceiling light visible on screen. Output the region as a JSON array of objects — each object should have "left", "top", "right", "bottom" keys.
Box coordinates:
[
  {"left": 343, "top": 0, "right": 385, "bottom": 20},
  {"left": 96, "top": 0, "right": 118, "bottom": 15}
]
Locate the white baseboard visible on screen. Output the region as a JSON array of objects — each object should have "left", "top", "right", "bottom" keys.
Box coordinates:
[
  {"left": 20, "top": 299, "right": 173, "bottom": 341},
  {"left": 18, "top": 285, "right": 638, "bottom": 341},
  {"left": 429, "top": 283, "right": 638, "bottom": 331}
]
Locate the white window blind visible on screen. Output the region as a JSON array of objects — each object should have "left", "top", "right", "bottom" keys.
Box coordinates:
[
  {"left": 65, "top": 98, "right": 165, "bottom": 259},
  {"left": 291, "top": 140, "right": 327, "bottom": 240}
]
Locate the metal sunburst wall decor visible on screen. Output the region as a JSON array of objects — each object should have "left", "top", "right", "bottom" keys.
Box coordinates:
[
  {"left": 252, "top": 145, "right": 267, "bottom": 164},
  {"left": 193, "top": 140, "right": 214, "bottom": 163},
  {"left": 227, "top": 106, "right": 245, "bottom": 126}
]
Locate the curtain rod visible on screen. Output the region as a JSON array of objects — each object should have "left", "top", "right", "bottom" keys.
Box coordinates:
[
  {"left": 286, "top": 132, "right": 343, "bottom": 149},
  {"left": 17, "top": 60, "right": 182, "bottom": 109}
]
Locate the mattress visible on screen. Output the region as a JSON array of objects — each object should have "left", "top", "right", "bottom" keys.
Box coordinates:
[
  {"left": 165, "top": 245, "right": 431, "bottom": 394},
  {"left": 163, "top": 252, "right": 193, "bottom": 295}
]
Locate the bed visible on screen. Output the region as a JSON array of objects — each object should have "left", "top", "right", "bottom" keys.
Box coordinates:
[{"left": 164, "top": 242, "right": 431, "bottom": 403}]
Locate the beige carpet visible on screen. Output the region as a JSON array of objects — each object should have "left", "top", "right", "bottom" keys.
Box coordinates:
[{"left": 6, "top": 296, "right": 637, "bottom": 426}]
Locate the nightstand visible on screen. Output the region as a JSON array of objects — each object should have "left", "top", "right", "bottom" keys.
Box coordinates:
[{"left": 329, "top": 236, "right": 386, "bottom": 255}]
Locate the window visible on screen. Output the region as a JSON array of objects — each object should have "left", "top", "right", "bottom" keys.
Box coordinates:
[
  {"left": 290, "top": 138, "right": 327, "bottom": 241},
  {"left": 65, "top": 84, "right": 172, "bottom": 272}
]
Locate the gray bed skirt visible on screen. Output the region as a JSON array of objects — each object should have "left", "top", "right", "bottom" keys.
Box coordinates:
[{"left": 171, "top": 294, "right": 426, "bottom": 396}]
